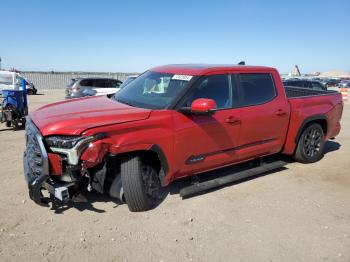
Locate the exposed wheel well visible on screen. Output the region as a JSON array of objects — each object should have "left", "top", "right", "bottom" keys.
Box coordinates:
[
  {"left": 114, "top": 150, "right": 163, "bottom": 173},
  {"left": 137, "top": 150, "right": 162, "bottom": 173},
  {"left": 103, "top": 150, "right": 164, "bottom": 192},
  {"left": 295, "top": 117, "right": 328, "bottom": 144},
  {"left": 311, "top": 119, "right": 327, "bottom": 136}
]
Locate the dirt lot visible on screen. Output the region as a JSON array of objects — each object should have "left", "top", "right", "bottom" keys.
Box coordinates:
[{"left": 0, "top": 90, "right": 349, "bottom": 262}]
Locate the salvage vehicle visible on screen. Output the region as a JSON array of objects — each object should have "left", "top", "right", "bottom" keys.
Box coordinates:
[
  {"left": 23, "top": 64, "right": 343, "bottom": 212},
  {"left": 65, "top": 77, "right": 123, "bottom": 99}
]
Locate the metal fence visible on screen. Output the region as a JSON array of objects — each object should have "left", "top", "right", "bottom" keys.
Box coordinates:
[{"left": 22, "top": 71, "right": 137, "bottom": 90}]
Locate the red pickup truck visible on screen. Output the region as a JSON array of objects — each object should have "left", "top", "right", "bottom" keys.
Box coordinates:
[{"left": 24, "top": 65, "right": 343, "bottom": 211}]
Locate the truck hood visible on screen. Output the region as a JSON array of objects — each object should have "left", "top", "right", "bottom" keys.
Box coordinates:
[{"left": 30, "top": 96, "right": 152, "bottom": 136}]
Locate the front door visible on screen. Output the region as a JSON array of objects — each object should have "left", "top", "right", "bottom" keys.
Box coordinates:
[{"left": 173, "top": 74, "right": 241, "bottom": 177}]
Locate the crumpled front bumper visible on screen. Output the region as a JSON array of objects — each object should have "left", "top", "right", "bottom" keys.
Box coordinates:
[
  {"left": 23, "top": 118, "right": 73, "bottom": 206},
  {"left": 23, "top": 118, "right": 51, "bottom": 205}
]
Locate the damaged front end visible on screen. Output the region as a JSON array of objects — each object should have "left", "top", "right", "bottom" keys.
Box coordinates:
[{"left": 23, "top": 118, "right": 122, "bottom": 206}]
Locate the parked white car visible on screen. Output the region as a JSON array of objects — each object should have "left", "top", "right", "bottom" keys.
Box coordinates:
[{"left": 65, "top": 77, "right": 123, "bottom": 99}]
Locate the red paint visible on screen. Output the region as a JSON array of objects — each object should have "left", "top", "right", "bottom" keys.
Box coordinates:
[
  {"left": 80, "top": 142, "right": 109, "bottom": 168},
  {"left": 48, "top": 153, "right": 63, "bottom": 176},
  {"left": 30, "top": 95, "right": 151, "bottom": 136},
  {"left": 30, "top": 65, "right": 343, "bottom": 186},
  {"left": 191, "top": 98, "right": 217, "bottom": 113}
]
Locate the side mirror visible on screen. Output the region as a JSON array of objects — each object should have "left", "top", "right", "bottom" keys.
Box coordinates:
[{"left": 190, "top": 98, "right": 217, "bottom": 114}]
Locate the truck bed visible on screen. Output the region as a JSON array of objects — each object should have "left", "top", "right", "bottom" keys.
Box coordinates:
[{"left": 285, "top": 86, "right": 338, "bottom": 98}]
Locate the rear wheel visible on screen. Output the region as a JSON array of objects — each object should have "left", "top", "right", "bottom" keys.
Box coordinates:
[
  {"left": 121, "top": 155, "right": 163, "bottom": 212},
  {"left": 294, "top": 123, "right": 325, "bottom": 163}
]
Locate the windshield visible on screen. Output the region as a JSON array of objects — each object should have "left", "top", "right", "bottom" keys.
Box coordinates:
[{"left": 113, "top": 71, "right": 194, "bottom": 109}]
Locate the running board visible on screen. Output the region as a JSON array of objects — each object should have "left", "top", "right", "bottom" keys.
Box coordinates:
[{"left": 179, "top": 160, "right": 287, "bottom": 198}]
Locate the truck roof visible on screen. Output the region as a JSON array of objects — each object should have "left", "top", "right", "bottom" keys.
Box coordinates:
[{"left": 151, "top": 64, "right": 276, "bottom": 76}]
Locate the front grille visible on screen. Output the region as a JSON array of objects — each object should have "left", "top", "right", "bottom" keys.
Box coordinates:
[{"left": 24, "top": 118, "right": 49, "bottom": 179}]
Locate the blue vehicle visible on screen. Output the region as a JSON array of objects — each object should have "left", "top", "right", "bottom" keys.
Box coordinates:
[{"left": 0, "top": 78, "right": 28, "bottom": 130}]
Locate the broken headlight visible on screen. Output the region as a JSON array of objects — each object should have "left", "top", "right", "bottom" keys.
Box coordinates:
[
  {"left": 45, "top": 136, "right": 83, "bottom": 149},
  {"left": 45, "top": 133, "right": 108, "bottom": 165}
]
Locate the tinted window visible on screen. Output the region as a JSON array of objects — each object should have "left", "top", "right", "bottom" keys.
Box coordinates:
[
  {"left": 238, "top": 73, "right": 276, "bottom": 106},
  {"left": 110, "top": 80, "right": 121, "bottom": 87},
  {"left": 79, "top": 79, "right": 93, "bottom": 87},
  {"left": 311, "top": 82, "right": 324, "bottom": 90},
  {"left": 284, "top": 81, "right": 298, "bottom": 87},
  {"left": 290, "top": 81, "right": 306, "bottom": 88},
  {"left": 93, "top": 79, "right": 108, "bottom": 87},
  {"left": 184, "top": 74, "right": 232, "bottom": 109}
]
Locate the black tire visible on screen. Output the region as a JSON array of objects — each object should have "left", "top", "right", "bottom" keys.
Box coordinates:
[
  {"left": 13, "top": 120, "right": 18, "bottom": 131},
  {"left": 121, "top": 155, "right": 162, "bottom": 212},
  {"left": 21, "top": 117, "right": 26, "bottom": 128},
  {"left": 27, "top": 90, "right": 33, "bottom": 95},
  {"left": 294, "top": 123, "right": 325, "bottom": 163}
]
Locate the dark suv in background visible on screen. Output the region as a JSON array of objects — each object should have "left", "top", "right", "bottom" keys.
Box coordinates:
[
  {"left": 65, "top": 77, "right": 123, "bottom": 99},
  {"left": 283, "top": 79, "right": 326, "bottom": 90}
]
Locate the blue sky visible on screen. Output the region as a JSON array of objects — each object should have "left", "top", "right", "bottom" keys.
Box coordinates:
[{"left": 1, "top": 0, "right": 349, "bottom": 73}]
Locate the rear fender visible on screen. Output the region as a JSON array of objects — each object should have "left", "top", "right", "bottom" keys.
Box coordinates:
[
  {"left": 294, "top": 115, "right": 328, "bottom": 144},
  {"left": 283, "top": 115, "right": 328, "bottom": 155}
]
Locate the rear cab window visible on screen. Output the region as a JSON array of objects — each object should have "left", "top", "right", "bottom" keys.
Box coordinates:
[
  {"left": 311, "top": 82, "right": 324, "bottom": 90},
  {"left": 237, "top": 73, "right": 276, "bottom": 107}
]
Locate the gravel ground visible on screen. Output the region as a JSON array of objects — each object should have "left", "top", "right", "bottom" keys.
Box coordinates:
[{"left": 0, "top": 90, "right": 349, "bottom": 262}]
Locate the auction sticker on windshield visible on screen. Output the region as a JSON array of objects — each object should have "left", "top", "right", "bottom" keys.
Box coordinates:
[{"left": 172, "top": 75, "right": 193, "bottom": 81}]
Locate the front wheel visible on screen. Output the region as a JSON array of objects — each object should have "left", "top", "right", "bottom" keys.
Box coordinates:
[
  {"left": 121, "top": 155, "right": 163, "bottom": 212},
  {"left": 294, "top": 123, "right": 325, "bottom": 163}
]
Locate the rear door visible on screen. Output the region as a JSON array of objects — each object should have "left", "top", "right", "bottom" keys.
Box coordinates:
[
  {"left": 173, "top": 74, "right": 241, "bottom": 176},
  {"left": 234, "top": 73, "right": 290, "bottom": 161}
]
